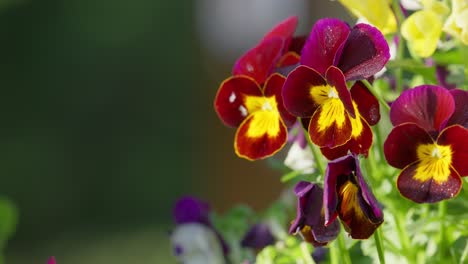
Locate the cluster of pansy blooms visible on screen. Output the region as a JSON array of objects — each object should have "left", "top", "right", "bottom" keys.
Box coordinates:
[
  {"left": 214, "top": 16, "right": 390, "bottom": 244},
  {"left": 171, "top": 2, "right": 468, "bottom": 262}
]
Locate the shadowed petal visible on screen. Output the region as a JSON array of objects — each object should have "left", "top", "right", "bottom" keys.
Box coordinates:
[
  {"left": 320, "top": 117, "right": 373, "bottom": 160},
  {"left": 384, "top": 123, "right": 434, "bottom": 169},
  {"left": 241, "top": 223, "right": 275, "bottom": 250},
  {"left": 354, "top": 157, "right": 383, "bottom": 223},
  {"left": 437, "top": 125, "right": 468, "bottom": 177},
  {"left": 326, "top": 66, "right": 355, "bottom": 118},
  {"left": 282, "top": 65, "right": 326, "bottom": 117},
  {"left": 308, "top": 101, "right": 352, "bottom": 148},
  {"left": 351, "top": 81, "right": 380, "bottom": 126},
  {"left": 337, "top": 23, "right": 390, "bottom": 80},
  {"left": 301, "top": 19, "right": 350, "bottom": 76},
  {"left": 233, "top": 37, "right": 284, "bottom": 85},
  {"left": 390, "top": 85, "right": 455, "bottom": 133},
  {"left": 447, "top": 89, "right": 468, "bottom": 128},
  {"left": 397, "top": 162, "right": 462, "bottom": 203},
  {"left": 235, "top": 113, "right": 287, "bottom": 160},
  {"left": 214, "top": 76, "right": 263, "bottom": 127},
  {"left": 263, "top": 73, "right": 296, "bottom": 127}
]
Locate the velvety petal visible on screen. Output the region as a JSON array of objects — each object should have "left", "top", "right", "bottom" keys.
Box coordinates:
[
  {"left": 233, "top": 37, "right": 284, "bottom": 85},
  {"left": 384, "top": 123, "right": 434, "bottom": 169},
  {"left": 437, "top": 125, "right": 468, "bottom": 176},
  {"left": 351, "top": 81, "right": 380, "bottom": 126},
  {"left": 320, "top": 117, "right": 373, "bottom": 160},
  {"left": 263, "top": 16, "right": 298, "bottom": 53},
  {"left": 214, "top": 76, "right": 263, "bottom": 127},
  {"left": 311, "top": 213, "right": 340, "bottom": 245},
  {"left": 173, "top": 196, "right": 211, "bottom": 225},
  {"left": 324, "top": 155, "right": 355, "bottom": 225},
  {"left": 354, "top": 157, "right": 383, "bottom": 223},
  {"left": 263, "top": 73, "right": 296, "bottom": 127},
  {"left": 397, "top": 162, "right": 462, "bottom": 203},
  {"left": 390, "top": 85, "right": 455, "bottom": 133},
  {"left": 289, "top": 35, "right": 307, "bottom": 54},
  {"left": 241, "top": 223, "right": 275, "bottom": 250},
  {"left": 337, "top": 23, "right": 390, "bottom": 80},
  {"left": 235, "top": 113, "right": 287, "bottom": 160},
  {"left": 325, "top": 66, "right": 355, "bottom": 118},
  {"left": 447, "top": 89, "right": 468, "bottom": 128},
  {"left": 308, "top": 102, "right": 353, "bottom": 148},
  {"left": 289, "top": 182, "right": 321, "bottom": 233},
  {"left": 301, "top": 19, "right": 350, "bottom": 76},
  {"left": 282, "top": 65, "right": 326, "bottom": 117}
]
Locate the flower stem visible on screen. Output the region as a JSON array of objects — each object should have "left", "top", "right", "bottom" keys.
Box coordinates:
[
  {"left": 301, "top": 120, "right": 325, "bottom": 176},
  {"left": 374, "top": 228, "right": 386, "bottom": 264},
  {"left": 362, "top": 80, "right": 390, "bottom": 112},
  {"left": 337, "top": 231, "right": 352, "bottom": 264},
  {"left": 438, "top": 201, "right": 447, "bottom": 260},
  {"left": 300, "top": 242, "right": 315, "bottom": 264},
  {"left": 391, "top": 0, "right": 406, "bottom": 93}
]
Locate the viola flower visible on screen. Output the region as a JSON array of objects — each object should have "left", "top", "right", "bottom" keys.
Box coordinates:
[
  {"left": 171, "top": 196, "right": 229, "bottom": 261},
  {"left": 215, "top": 73, "right": 296, "bottom": 160},
  {"left": 47, "top": 257, "right": 56, "bottom": 264},
  {"left": 289, "top": 181, "right": 340, "bottom": 246},
  {"left": 233, "top": 16, "right": 301, "bottom": 85},
  {"left": 283, "top": 18, "right": 388, "bottom": 158},
  {"left": 385, "top": 85, "right": 468, "bottom": 203},
  {"left": 324, "top": 155, "right": 384, "bottom": 239},
  {"left": 443, "top": 0, "right": 468, "bottom": 45},
  {"left": 337, "top": 0, "right": 397, "bottom": 35},
  {"left": 241, "top": 223, "right": 275, "bottom": 250}
]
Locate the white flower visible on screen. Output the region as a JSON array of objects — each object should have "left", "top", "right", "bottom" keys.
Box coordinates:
[{"left": 284, "top": 141, "right": 315, "bottom": 174}]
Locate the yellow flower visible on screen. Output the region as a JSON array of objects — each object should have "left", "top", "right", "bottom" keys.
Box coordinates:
[
  {"left": 443, "top": 0, "right": 468, "bottom": 45},
  {"left": 401, "top": 10, "right": 443, "bottom": 57},
  {"left": 338, "top": 0, "right": 397, "bottom": 35}
]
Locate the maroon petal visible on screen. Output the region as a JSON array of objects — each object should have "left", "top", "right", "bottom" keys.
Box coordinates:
[
  {"left": 233, "top": 37, "right": 284, "bottom": 85},
  {"left": 384, "top": 123, "right": 434, "bottom": 169},
  {"left": 320, "top": 117, "right": 373, "bottom": 160},
  {"left": 324, "top": 155, "right": 355, "bottom": 225},
  {"left": 263, "top": 16, "right": 298, "bottom": 53},
  {"left": 263, "top": 73, "right": 296, "bottom": 127},
  {"left": 447, "top": 89, "right": 468, "bottom": 128},
  {"left": 397, "top": 163, "right": 462, "bottom": 203},
  {"left": 337, "top": 23, "right": 390, "bottom": 80},
  {"left": 437, "top": 125, "right": 468, "bottom": 177},
  {"left": 326, "top": 66, "right": 355, "bottom": 118},
  {"left": 282, "top": 65, "right": 326, "bottom": 117},
  {"left": 214, "top": 76, "right": 263, "bottom": 127},
  {"left": 301, "top": 18, "right": 350, "bottom": 76},
  {"left": 354, "top": 157, "right": 383, "bottom": 224},
  {"left": 351, "top": 81, "right": 380, "bottom": 126},
  {"left": 289, "top": 35, "right": 307, "bottom": 54},
  {"left": 390, "top": 85, "right": 455, "bottom": 133}
]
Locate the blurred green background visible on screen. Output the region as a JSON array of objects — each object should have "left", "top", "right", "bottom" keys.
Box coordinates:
[{"left": 0, "top": 0, "right": 347, "bottom": 263}]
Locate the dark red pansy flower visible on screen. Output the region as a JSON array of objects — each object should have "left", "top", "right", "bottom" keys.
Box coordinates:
[
  {"left": 282, "top": 18, "right": 388, "bottom": 156},
  {"left": 289, "top": 181, "right": 340, "bottom": 246},
  {"left": 324, "top": 155, "right": 383, "bottom": 239},
  {"left": 385, "top": 85, "right": 468, "bottom": 203}
]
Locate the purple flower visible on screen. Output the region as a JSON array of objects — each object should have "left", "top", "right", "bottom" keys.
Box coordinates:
[
  {"left": 47, "top": 257, "right": 56, "bottom": 264},
  {"left": 241, "top": 223, "right": 275, "bottom": 250},
  {"left": 324, "top": 155, "right": 383, "bottom": 239},
  {"left": 173, "top": 196, "right": 211, "bottom": 226},
  {"left": 289, "top": 181, "right": 340, "bottom": 246}
]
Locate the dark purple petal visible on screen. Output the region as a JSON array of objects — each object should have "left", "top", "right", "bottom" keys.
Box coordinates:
[
  {"left": 312, "top": 247, "right": 328, "bottom": 263},
  {"left": 337, "top": 23, "right": 390, "bottom": 81},
  {"left": 289, "top": 182, "right": 321, "bottom": 233},
  {"left": 447, "top": 89, "right": 468, "bottom": 128},
  {"left": 301, "top": 18, "right": 350, "bottom": 76},
  {"left": 323, "top": 155, "right": 355, "bottom": 225},
  {"left": 325, "top": 66, "right": 355, "bottom": 118},
  {"left": 173, "top": 196, "right": 211, "bottom": 226},
  {"left": 241, "top": 223, "right": 275, "bottom": 250},
  {"left": 354, "top": 157, "right": 383, "bottom": 223},
  {"left": 390, "top": 85, "right": 455, "bottom": 133}
]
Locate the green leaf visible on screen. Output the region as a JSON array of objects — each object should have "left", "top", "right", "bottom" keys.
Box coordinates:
[
  {"left": 0, "top": 198, "right": 17, "bottom": 245},
  {"left": 280, "top": 170, "right": 303, "bottom": 183}
]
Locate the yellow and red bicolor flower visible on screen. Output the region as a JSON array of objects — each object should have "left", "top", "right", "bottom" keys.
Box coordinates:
[
  {"left": 384, "top": 85, "right": 468, "bottom": 203},
  {"left": 214, "top": 73, "right": 296, "bottom": 160},
  {"left": 324, "top": 155, "right": 384, "bottom": 239},
  {"left": 282, "top": 18, "right": 388, "bottom": 159}
]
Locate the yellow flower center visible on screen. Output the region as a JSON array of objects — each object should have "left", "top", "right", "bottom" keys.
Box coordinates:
[
  {"left": 310, "top": 85, "right": 347, "bottom": 132},
  {"left": 244, "top": 95, "right": 280, "bottom": 138},
  {"left": 415, "top": 143, "right": 452, "bottom": 184}
]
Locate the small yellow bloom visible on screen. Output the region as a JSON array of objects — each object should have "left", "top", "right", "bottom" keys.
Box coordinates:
[
  {"left": 338, "top": 0, "right": 397, "bottom": 35},
  {"left": 401, "top": 10, "right": 443, "bottom": 57},
  {"left": 443, "top": 0, "right": 468, "bottom": 45}
]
